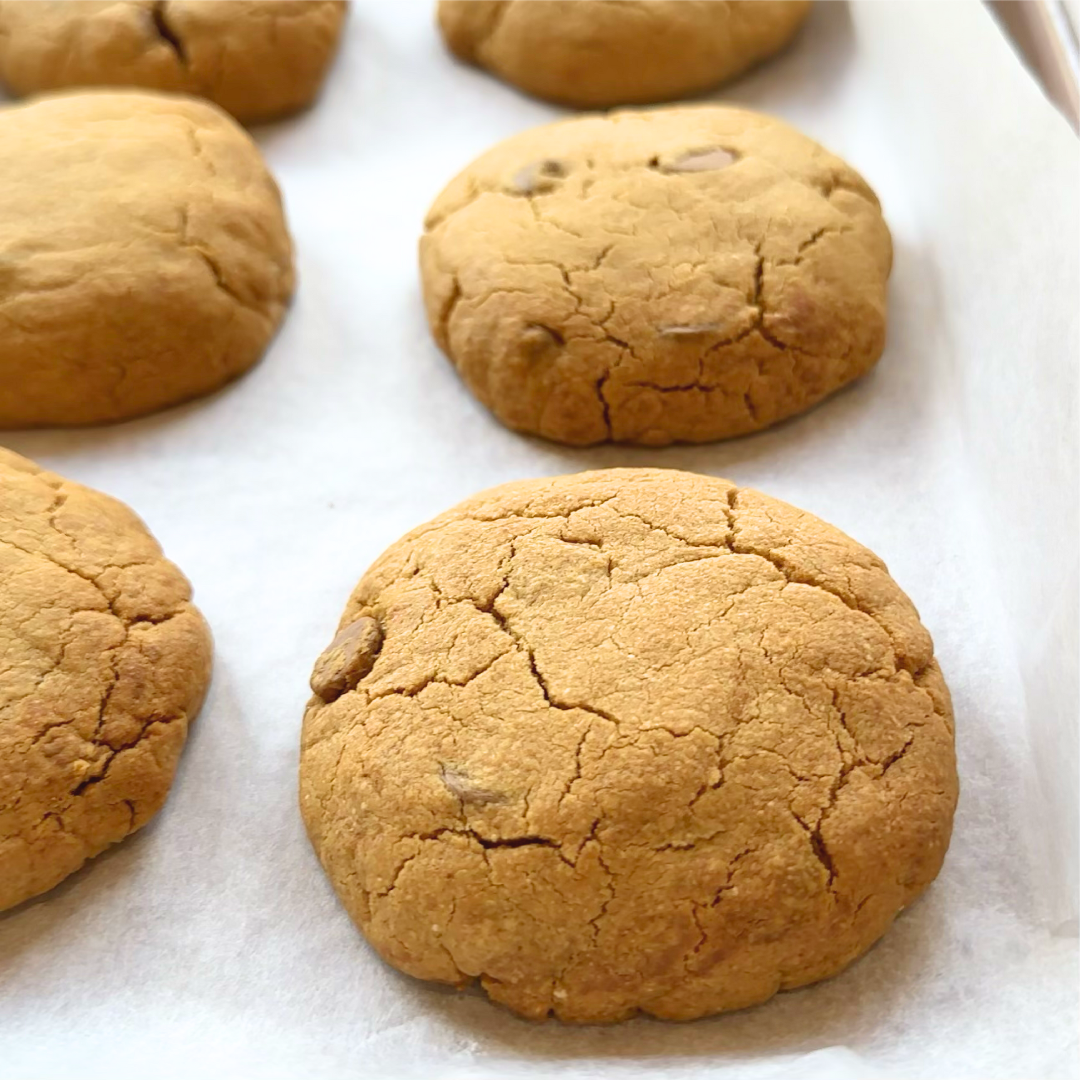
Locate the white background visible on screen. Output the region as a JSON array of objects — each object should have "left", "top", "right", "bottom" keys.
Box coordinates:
[{"left": 1, "top": 3, "right": 1077, "bottom": 1078}]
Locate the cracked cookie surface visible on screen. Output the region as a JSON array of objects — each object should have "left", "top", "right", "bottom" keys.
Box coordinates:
[
  {"left": 0, "top": 90, "right": 294, "bottom": 428},
  {"left": 0, "top": 448, "right": 212, "bottom": 911},
  {"left": 299, "top": 468, "right": 957, "bottom": 1023},
  {"left": 421, "top": 106, "right": 892, "bottom": 446},
  {"left": 438, "top": 1, "right": 811, "bottom": 109},
  {"left": 0, "top": 1, "right": 347, "bottom": 124}
]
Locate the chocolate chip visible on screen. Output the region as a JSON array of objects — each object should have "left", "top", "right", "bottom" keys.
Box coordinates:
[
  {"left": 440, "top": 764, "right": 504, "bottom": 805},
  {"left": 521, "top": 323, "right": 565, "bottom": 356},
  {"left": 663, "top": 148, "right": 737, "bottom": 173},
  {"left": 659, "top": 323, "right": 723, "bottom": 337},
  {"left": 310, "top": 616, "right": 383, "bottom": 703},
  {"left": 510, "top": 159, "right": 567, "bottom": 195}
]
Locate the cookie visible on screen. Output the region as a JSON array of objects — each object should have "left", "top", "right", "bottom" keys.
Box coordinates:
[
  {"left": 300, "top": 468, "right": 957, "bottom": 1023},
  {"left": 0, "top": 91, "right": 294, "bottom": 428},
  {"left": 0, "top": 1, "right": 347, "bottom": 124},
  {"left": 438, "top": 0, "right": 811, "bottom": 108},
  {"left": 420, "top": 106, "right": 892, "bottom": 446},
  {"left": 0, "top": 448, "right": 212, "bottom": 912}
]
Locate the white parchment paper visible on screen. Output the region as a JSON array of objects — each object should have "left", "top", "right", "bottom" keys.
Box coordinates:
[{"left": 1, "top": 3, "right": 1077, "bottom": 1077}]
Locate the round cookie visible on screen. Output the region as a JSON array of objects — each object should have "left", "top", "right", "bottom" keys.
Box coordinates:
[
  {"left": 0, "top": 1, "right": 347, "bottom": 124},
  {"left": 0, "top": 448, "right": 212, "bottom": 912},
  {"left": 420, "top": 106, "right": 892, "bottom": 447},
  {"left": 0, "top": 91, "right": 294, "bottom": 428},
  {"left": 438, "top": 0, "right": 811, "bottom": 108},
  {"left": 300, "top": 468, "right": 957, "bottom": 1023}
]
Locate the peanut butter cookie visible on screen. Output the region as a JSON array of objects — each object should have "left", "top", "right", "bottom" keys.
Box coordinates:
[
  {"left": 0, "top": 91, "right": 294, "bottom": 428},
  {"left": 0, "top": 448, "right": 212, "bottom": 911},
  {"left": 438, "top": 1, "right": 811, "bottom": 108},
  {"left": 421, "top": 106, "right": 892, "bottom": 446},
  {"left": 300, "top": 468, "right": 957, "bottom": 1023},
  {"left": 0, "top": 1, "right": 347, "bottom": 124}
]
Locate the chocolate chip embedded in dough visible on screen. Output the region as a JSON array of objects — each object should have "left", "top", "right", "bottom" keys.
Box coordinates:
[
  {"left": 658, "top": 323, "right": 724, "bottom": 337},
  {"left": 664, "top": 147, "right": 737, "bottom": 172},
  {"left": 510, "top": 158, "right": 567, "bottom": 195},
  {"left": 440, "top": 765, "right": 505, "bottom": 805},
  {"left": 310, "top": 617, "right": 383, "bottom": 702}
]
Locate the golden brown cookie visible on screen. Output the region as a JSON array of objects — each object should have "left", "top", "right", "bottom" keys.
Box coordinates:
[
  {"left": 300, "top": 468, "right": 957, "bottom": 1023},
  {"left": 438, "top": 0, "right": 811, "bottom": 108},
  {"left": 420, "top": 106, "right": 892, "bottom": 447},
  {"left": 0, "top": 448, "right": 212, "bottom": 912},
  {"left": 0, "top": 91, "right": 294, "bottom": 429},
  {"left": 0, "top": 1, "right": 347, "bottom": 124}
]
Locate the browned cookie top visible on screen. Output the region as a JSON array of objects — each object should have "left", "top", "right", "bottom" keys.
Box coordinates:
[
  {"left": 439, "top": 1, "right": 811, "bottom": 108},
  {"left": 300, "top": 469, "right": 956, "bottom": 1023},
  {"left": 0, "top": 1, "right": 348, "bottom": 124},
  {"left": 421, "top": 106, "right": 892, "bottom": 447},
  {"left": 0, "top": 91, "right": 294, "bottom": 428},
  {"left": 0, "top": 448, "right": 212, "bottom": 911}
]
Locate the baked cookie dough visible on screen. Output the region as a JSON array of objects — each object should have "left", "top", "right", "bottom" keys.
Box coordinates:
[
  {"left": 300, "top": 468, "right": 957, "bottom": 1023},
  {"left": 421, "top": 106, "right": 892, "bottom": 447},
  {"left": 0, "top": 448, "right": 212, "bottom": 912},
  {"left": 438, "top": 0, "right": 811, "bottom": 108},
  {"left": 0, "top": 1, "right": 347, "bottom": 124},
  {"left": 0, "top": 91, "right": 294, "bottom": 428}
]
